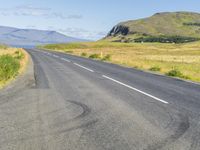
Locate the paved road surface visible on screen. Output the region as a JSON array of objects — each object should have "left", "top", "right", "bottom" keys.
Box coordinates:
[{"left": 0, "top": 48, "right": 200, "bottom": 150}]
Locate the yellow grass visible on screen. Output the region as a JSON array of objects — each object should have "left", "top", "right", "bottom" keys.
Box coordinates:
[
  {"left": 41, "top": 41, "right": 200, "bottom": 82},
  {"left": 0, "top": 47, "right": 29, "bottom": 88}
]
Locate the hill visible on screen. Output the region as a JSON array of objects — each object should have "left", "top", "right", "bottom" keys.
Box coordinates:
[
  {"left": 0, "top": 26, "right": 87, "bottom": 47},
  {"left": 104, "top": 12, "right": 200, "bottom": 43}
]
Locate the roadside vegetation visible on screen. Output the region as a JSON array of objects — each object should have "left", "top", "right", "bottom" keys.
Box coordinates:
[
  {"left": 149, "top": 66, "right": 161, "bottom": 72},
  {"left": 0, "top": 46, "right": 28, "bottom": 88},
  {"left": 166, "top": 69, "right": 190, "bottom": 79},
  {"left": 39, "top": 41, "right": 200, "bottom": 82},
  {"left": 134, "top": 36, "right": 199, "bottom": 43}
]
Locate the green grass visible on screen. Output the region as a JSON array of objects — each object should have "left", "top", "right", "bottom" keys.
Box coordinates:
[
  {"left": 0, "top": 47, "right": 27, "bottom": 88},
  {"left": 149, "top": 66, "right": 161, "bottom": 71},
  {"left": 0, "top": 44, "right": 8, "bottom": 49},
  {"left": 0, "top": 55, "right": 20, "bottom": 82},
  {"left": 14, "top": 50, "right": 24, "bottom": 60},
  {"left": 102, "top": 54, "right": 112, "bottom": 61},
  {"left": 166, "top": 69, "right": 190, "bottom": 79},
  {"left": 65, "top": 50, "right": 73, "bottom": 54},
  {"left": 41, "top": 43, "right": 87, "bottom": 50},
  {"left": 89, "top": 54, "right": 101, "bottom": 59},
  {"left": 81, "top": 52, "right": 87, "bottom": 57}
]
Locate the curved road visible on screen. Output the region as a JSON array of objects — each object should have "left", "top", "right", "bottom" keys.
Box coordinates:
[{"left": 0, "top": 48, "right": 200, "bottom": 150}]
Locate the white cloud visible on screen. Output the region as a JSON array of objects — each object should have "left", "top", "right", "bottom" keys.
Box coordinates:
[
  {"left": 57, "top": 27, "right": 107, "bottom": 40},
  {"left": 0, "top": 5, "right": 82, "bottom": 19}
]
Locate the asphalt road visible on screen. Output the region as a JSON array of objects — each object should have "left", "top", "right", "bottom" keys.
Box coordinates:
[{"left": 0, "top": 48, "right": 200, "bottom": 150}]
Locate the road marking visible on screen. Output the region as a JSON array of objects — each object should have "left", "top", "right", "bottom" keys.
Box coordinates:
[
  {"left": 61, "top": 58, "right": 71, "bottom": 62},
  {"left": 53, "top": 55, "right": 59, "bottom": 58},
  {"left": 102, "top": 75, "right": 169, "bottom": 104},
  {"left": 74, "top": 63, "right": 94, "bottom": 72}
]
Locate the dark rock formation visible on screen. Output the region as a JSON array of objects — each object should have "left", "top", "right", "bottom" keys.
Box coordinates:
[{"left": 107, "top": 25, "right": 129, "bottom": 36}]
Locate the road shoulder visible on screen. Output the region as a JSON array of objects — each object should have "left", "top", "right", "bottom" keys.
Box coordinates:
[{"left": 0, "top": 50, "right": 35, "bottom": 94}]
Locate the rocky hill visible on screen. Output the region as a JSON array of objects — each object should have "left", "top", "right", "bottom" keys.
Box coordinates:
[{"left": 105, "top": 12, "right": 200, "bottom": 43}]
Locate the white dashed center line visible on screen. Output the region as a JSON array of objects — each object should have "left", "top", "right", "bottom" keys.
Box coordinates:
[
  {"left": 102, "top": 75, "right": 169, "bottom": 104},
  {"left": 53, "top": 55, "right": 59, "bottom": 58},
  {"left": 61, "top": 58, "right": 71, "bottom": 62},
  {"left": 73, "top": 63, "right": 94, "bottom": 72}
]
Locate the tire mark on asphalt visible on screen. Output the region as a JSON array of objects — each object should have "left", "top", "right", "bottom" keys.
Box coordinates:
[
  {"left": 145, "top": 113, "right": 190, "bottom": 150},
  {"left": 68, "top": 100, "right": 91, "bottom": 120},
  {"left": 49, "top": 100, "right": 92, "bottom": 129},
  {"left": 55, "top": 119, "right": 98, "bottom": 135}
]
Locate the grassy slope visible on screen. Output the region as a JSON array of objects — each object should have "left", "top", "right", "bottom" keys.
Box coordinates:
[
  {"left": 124, "top": 12, "right": 200, "bottom": 37},
  {"left": 0, "top": 46, "right": 28, "bottom": 88},
  {"left": 105, "top": 12, "right": 200, "bottom": 41},
  {"left": 40, "top": 41, "right": 200, "bottom": 83}
]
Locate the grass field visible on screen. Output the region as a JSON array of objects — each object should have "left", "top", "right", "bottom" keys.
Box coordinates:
[
  {"left": 0, "top": 46, "right": 28, "bottom": 88},
  {"left": 40, "top": 41, "right": 200, "bottom": 82}
]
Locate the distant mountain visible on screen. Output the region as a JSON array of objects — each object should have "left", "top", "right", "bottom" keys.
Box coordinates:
[
  {"left": 104, "top": 12, "right": 200, "bottom": 43},
  {"left": 0, "top": 26, "right": 87, "bottom": 47}
]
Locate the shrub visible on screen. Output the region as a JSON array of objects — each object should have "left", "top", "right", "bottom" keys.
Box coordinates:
[
  {"left": 149, "top": 66, "right": 161, "bottom": 71},
  {"left": 81, "top": 52, "right": 87, "bottom": 57},
  {"left": 0, "top": 55, "right": 20, "bottom": 81},
  {"left": 102, "top": 54, "right": 112, "bottom": 61},
  {"left": 89, "top": 54, "right": 101, "bottom": 59},
  {"left": 166, "top": 69, "right": 190, "bottom": 79},
  {"left": 134, "top": 35, "right": 199, "bottom": 43},
  {"left": 65, "top": 50, "right": 73, "bottom": 54},
  {"left": 183, "top": 22, "right": 200, "bottom": 26},
  {"left": 0, "top": 44, "right": 8, "bottom": 49},
  {"left": 14, "top": 51, "right": 24, "bottom": 60}
]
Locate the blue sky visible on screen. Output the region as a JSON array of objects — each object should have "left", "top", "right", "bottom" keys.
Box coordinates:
[{"left": 0, "top": 0, "right": 200, "bottom": 40}]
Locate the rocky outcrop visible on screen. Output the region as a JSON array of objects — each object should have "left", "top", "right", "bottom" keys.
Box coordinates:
[{"left": 107, "top": 25, "right": 129, "bottom": 36}]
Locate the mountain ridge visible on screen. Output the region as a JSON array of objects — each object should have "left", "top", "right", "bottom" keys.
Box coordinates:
[{"left": 0, "top": 26, "right": 87, "bottom": 47}]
